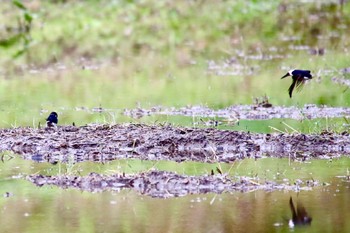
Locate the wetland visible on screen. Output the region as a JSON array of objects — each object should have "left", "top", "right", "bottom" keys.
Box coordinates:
[{"left": 1, "top": 0, "right": 350, "bottom": 232}]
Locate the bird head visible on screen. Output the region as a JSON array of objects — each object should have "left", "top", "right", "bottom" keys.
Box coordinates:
[
  {"left": 281, "top": 70, "right": 293, "bottom": 79},
  {"left": 50, "top": 112, "right": 58, "bottom": 118}
]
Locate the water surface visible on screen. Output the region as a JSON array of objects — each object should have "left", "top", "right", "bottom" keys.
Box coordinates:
[{"left": 1, "top": 156, "right": 350, "bottom": 233}]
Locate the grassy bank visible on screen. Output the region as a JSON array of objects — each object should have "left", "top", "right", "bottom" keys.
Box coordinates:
[{"left": 0, "top": 0, "right": 350, "bottom": 127}]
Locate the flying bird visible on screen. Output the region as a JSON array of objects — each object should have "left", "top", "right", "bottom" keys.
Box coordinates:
[
  {"left": 288, "top": 197, "right": 312, "bottom": 228},
  {"left": 281, "top": 69, "right": 313, "bottom": 98},
  {"left": 46, "top": 112, "right": 58, "bottom": 127}
]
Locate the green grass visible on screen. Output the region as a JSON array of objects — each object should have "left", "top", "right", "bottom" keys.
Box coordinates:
[{"left": 1, "top": 0, "right": 350, "bottom": 128}]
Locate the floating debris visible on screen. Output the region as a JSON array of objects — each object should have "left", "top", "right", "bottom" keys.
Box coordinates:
[
  {"left": 27, "top": 171, "right": 318, "bottom": 197},
  {"left": 124, "top": 104, "right": 350, "bottom": 120},
  {"left": 332, "top": 77, "right": 350, "bottom": 87},
  {"left": 0, "top": 124, "right": 349, "bottom": 164},
  {"left": 341, "top": 67, "right": 350, "bottom": 74},
  {"left": 3, "top": 192, "right": 13, "bottom": 198},
  {"left": 309, "top": 47, "right": 325, "bottom": 56},
  {"left": 253, "top": 95, "right": 273, "bottom": 109}
]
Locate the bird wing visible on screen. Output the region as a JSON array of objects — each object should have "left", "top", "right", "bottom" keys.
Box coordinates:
[
  {"left": 294, "top": 75, "right": 306, "bottom": 92},
  {"left": 296, "top": 202, "right": 309, "bottom": 219},
  {"left": 296, "top": 201, "right": 312, "bottom": 224},
  {"left": 289, "top": 197, "right": 298, "bottom": 220}
]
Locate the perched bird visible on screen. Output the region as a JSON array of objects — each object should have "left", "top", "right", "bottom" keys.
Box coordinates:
[
  {"left": 46, "top": 112, "right": 58, "bottom": 127},
  {"left": 281, "top": 69, "right": 313, "bottom": 98},
  {"left": 288, "top": 197, "right": 312, "bottom": 228}
]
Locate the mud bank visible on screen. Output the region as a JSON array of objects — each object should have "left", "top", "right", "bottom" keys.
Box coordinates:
[
  {"left": 27, "top": 171, "right": 317, "bottom": 197},
  {"left": 1, "top": 124, "right": 349, "bottom": 163},
  {"left": 123, "top": 104, "right": 350, "bottom": 120}
]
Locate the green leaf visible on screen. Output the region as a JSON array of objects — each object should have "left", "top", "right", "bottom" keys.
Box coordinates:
[
  {"left": 0, "top": 34, "right": 21, "bottom": 48},
  {"left": 12, "top": 0, "right": 27, "bottom": 10},
  {"left": 13, "top": 48, "right": 26, "bottom": 58},
  {"left": 24, "top": 12, "right": 33, "bottom": 23}
]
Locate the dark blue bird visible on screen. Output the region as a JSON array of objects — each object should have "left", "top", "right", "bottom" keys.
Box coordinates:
[
  {"left": 46, "top": 112, "right": 58, "bottom": 127},
  {"left": 281, "top": 69, "right": 313, "bottom": 98}
]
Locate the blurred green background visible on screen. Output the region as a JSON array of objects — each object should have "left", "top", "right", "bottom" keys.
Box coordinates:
[{"left": 0, "top": 0, "right": 350, "bottom": 127}]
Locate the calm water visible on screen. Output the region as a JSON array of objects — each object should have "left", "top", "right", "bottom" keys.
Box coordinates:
[
  {"left": 3, "top": 107, "right": 347, "bottom": 134},
  {"left": 1, "top": 156, "right": 350, "bottom": 233}
]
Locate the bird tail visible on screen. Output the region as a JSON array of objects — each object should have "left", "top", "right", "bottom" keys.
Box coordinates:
[{"left": 288, "top": 79, "right": 297, "bottom": 98}]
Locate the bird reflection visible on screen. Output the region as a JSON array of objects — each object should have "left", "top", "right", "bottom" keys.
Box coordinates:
[{"left": 289, "top": 197, "right": 312, "bottom": 228}]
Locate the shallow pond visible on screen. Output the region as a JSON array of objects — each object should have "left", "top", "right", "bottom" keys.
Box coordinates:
[
  {"left": 3, "top": 106, "right": 349, "bottom": 134},
  {"left": 1, "top": 156, "right": 350, "bottom": 233}
]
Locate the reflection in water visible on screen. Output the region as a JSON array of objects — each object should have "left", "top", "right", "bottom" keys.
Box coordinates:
[
  {"left": 27, "top": 171, "right": 316, "bottom": 198},
  {"left": 2, "top": 157, "right": 350, "bottom": 232},
  {"left": 289, "top": 197, "right": 312, "bottom": 228}
]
